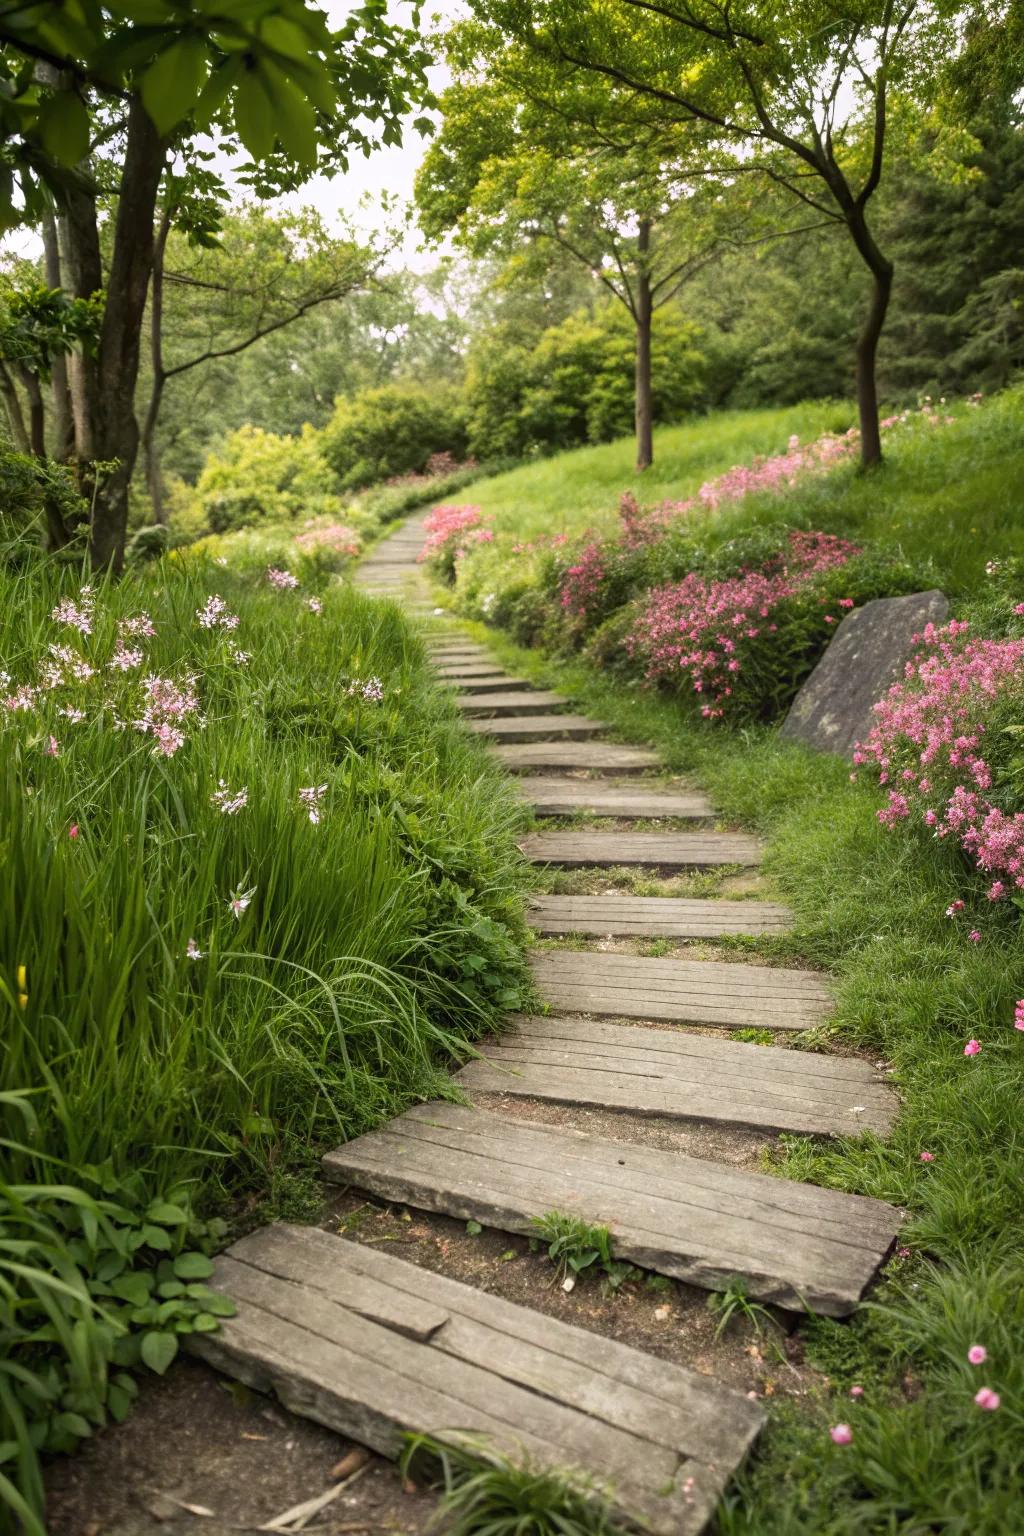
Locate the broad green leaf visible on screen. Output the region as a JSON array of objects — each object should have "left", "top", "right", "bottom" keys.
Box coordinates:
[
  {"left": 146, "top": 1200, "right": 188, "bottom": 1224},
  {"left": 192, "top": 1312, "right": 219, "bottom": 1331},
  {"left": 140, "top": 1223, "right": 172, "bottom": 1251},
  {"left": 140, "top": 1329, "right": 179, "bottom": 1375},
  {"left": 36, "top": 91, "right": 90, "bottom": 166},
  {"left": 233, "top": 69, "right": 276, "bottom": 161},
  {"left": 173, "top": 1251, "right": 214, "bottom": 1280},
  {"left": 140, "top": 35, "right": 210, "bottom": 135},
  {"left": 261, "top": 62, "right": 317, "bottom": 166},
  {"left": 110, "top": 1272, "right": 152, "bottom": 1307}
]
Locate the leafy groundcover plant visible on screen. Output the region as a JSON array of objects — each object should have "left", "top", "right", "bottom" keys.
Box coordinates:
[{"left": 0, "top": 555, "right": 530, "bottom": 1530}]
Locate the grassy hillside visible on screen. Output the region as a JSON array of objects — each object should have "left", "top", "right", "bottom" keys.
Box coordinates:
[{"left": 464, "top": 400, "right": 850, "bottom": 540}]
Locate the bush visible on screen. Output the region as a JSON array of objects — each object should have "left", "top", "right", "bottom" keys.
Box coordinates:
[
  {"left": 321, "top": 383, "right": 469, "bottom": 490},
  {"left": 0, "top": 557, "right": 531, "bottom": 1527},
  {"left": 464, "top": 304, "right": 706, "bottom": 461},
  {"left": 194, "top": 423, "right": 345, "bottom": 534},
  {"left": 0, "top": 449, "right": 86, "bottom": 559}
]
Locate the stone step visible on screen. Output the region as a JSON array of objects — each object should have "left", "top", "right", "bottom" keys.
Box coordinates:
[
  {"left": 514, "top": 777, "right": 715, "bottom": 819},
  {"left": 456, "top": 1014, "right": 894, "bottom": 1137},
  {"left": 433, "top": 665, "right": 512, "bottom": 682},
  {"left": 530, "top": 950, "right": 832, "bottom": 1032},
  {"left": 443, "top": 674, "right": 535, "bottom": 693},
  {"left": 468, "top": 715, "right": 609, "bottom": 743},
  {"left": 456, "top": 690, "right": 570, "bottom": 718},
  {"left": 495, "top": 742, "right": 662, "bottom": 774},
  {"left": 521, "top": 830, "right": 761, "bottom": 869},
  {"left": 193, "top": 1225, "right": 763, "bottom": 1536},
  {"left": 322, "top": 1104, "right": 902, "bottom": 1316},
  {"left": 528, "top": 893, "right": 792, "bottom": 935}
]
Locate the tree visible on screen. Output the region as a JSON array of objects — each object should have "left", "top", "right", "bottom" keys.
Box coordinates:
[
  {"left": 0, "top": 1, "right": 433, "bottom": 568},
  {"left": 418, "top": 43, "right": 742, "bottom": 469},
  {"left": 466, "top": 0, "right": 965, "bottom": 467}
]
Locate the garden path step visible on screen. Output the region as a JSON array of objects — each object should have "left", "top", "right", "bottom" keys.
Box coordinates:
[
  {"left": 521, "top": 829, "right": 761, "bottom": 868},
  {"left": 455, "top": 690, "right": 570, "bottom": 717},
  {"left": 443, "top": 674, "right": 535, "bottom": 693},
  {"left": 455, "top": 1015, "right": 894, "bottom": 1138},
  {"left": 322, "top": 1103, "right": 902, "bottom": 1316},
  {"left": 529, "top": 893, "right": 790, "bottom": 934},
  {"left": 495, "top": 742, "right": 662, "bottom": 773},
  {"left": 192, "top": 1225, "right": 762, "bottom": 1536},
  {"left": 530, "top": 951, "right": 832, "bottom": 1032},
  {"left": 433, "top": 664, "right": 514, "bottom": 681},
  {"left": 514, "top": 777, "right": 715, "bottom": 819},
  {"left": 467, "top": 715, "right": 610, "bottom": 743}
]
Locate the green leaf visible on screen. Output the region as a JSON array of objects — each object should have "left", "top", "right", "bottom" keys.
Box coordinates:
[
  {"left": 140, "top": 1223, "right": 173, "bottom": 1251},
  {"left": 262, "top": 63, "right": 318, "bottom": 167},
  {"left": 146, "top": 1200, "right": 188, "bottom": 1225},
  {"left": 173, "top": 1251, "right": 214, "bottom": 1280},
  {"left": 157, "top": 1280, "right": 186, "bottom": 1299},
  {"left": 36, "top": 91, "right": 90, "bottom": 166},
  {"left": 465, "top": 1219, "right": 482, "bottom": 1236},
  {"left": 106, "top": 1383, "right": 133, "bottom": 1422},
  {"left": 140, "top": 35, "right": 210, "bottom": 135},
  {"left": 233, "top": 69, "right": 276, "bottom": 161},
  {"left": 110, "top": 1272, "right": 153, "bottom": 1307},
  {"left": 53, "top": 1411, "right": 92, "bottom": 1440},
  {"left": 192, "top": 1312, "right": 219, "bottom": 1332},
  {"left": 140, "top": 1330, "right": 179, "bottom": 1376}
]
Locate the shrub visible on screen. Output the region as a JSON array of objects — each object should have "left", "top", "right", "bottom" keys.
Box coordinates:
[
  {"left": 418, "top": 504, "right": 495, "bottom": 583},
  {"left": 0, "top": 449, "right": 86, "bottom": 559},
  {"left": 194, "top": 423, "right": 344, "bottom": 534},
  {"left": 321, "top": 383, "right": 468, "bottom": 490},
  {"left": 854, "top": 589, "right": 1024, "bottom": 901}
]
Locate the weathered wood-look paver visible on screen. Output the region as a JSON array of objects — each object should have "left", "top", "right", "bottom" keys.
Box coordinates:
[
  {"left": 323, "top": 1104, "right": 902, "bottom": 1315},
  {"left": 434, "top": 666, "right": 518, "bottom": 684},
  {"left": 529, "top": 893, "right": 791, "bottom": 936},
  {"left": 456, "top": 690, "right": 571, "bottom": 717},
  {"left": 530, "top": 951, "right": 832, "bottom": 1031},
  {"left": 456, "top": 1015, "right": 894, "bottom": 1136},
  {"left": 468, "top": 715, "right": 610, "bottom": 743},
  {"left": 514, "top": 777, "right": 715, "bottom": 819},
  {"left": 193, "top": 1225, "right": 762, "bottom": 1536},
  {"left": 494, "top": 742, "right": 662, "bottom": 773},
  {"left": 521, "top": 829, "right": 762, "bottom": 869}
]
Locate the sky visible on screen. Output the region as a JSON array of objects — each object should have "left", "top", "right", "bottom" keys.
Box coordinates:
[{"left": 1, "top": 0, "right": 467, "bottom": 270}]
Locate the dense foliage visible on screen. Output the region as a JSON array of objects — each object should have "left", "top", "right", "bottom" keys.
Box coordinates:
[
  {"left": 0, "top": 556, "right": 530, "bottom": 1529},
  {"left": 321, "top": 382, "right": 470, "bottom": 489}
]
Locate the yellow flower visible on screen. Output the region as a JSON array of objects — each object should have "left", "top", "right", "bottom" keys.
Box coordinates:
[{"left": 16, "top": 963, "right": 27, "bottom": 1010}]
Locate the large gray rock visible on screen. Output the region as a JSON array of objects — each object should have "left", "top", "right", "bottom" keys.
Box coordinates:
[{"left": 781, "top": 589, "right": 948, "bottom": 759}]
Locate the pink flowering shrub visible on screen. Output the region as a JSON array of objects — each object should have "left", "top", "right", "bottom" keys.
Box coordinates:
[
  {"left": 625, "top": 531, "right": 864, "bottom": 718},
  {"left": 293, "top": 522, "right": 360, "bottom": 560},
  {"left": 855, "top": 608, "right": 1024, "bottom": 897},
  {"left": 418, "top": 504, "right": 495, "bottom": 582}
]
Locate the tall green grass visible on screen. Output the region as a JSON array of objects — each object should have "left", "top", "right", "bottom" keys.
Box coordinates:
[{"left": 1, "top": 555, "right": 531, "bottom": 1529}]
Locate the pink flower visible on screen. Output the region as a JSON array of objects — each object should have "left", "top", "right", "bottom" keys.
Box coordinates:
[
  {"left": 974, "top": 1387, "right": 1000, "bottom": 1410},
  {"left": 967, "top": 1345, "right": 987, "bottom": 1365},
  {"left": 963, "top": 1039, "right": 982, "bottom": 1056},
  {"left": 68, "top": 823, "right": 79, "bottom": 840},
  {"left": 1014, "top": 603, "right": 1024, "bottom": 616},
  {"left": 229, "top": 886, "right": 255, "bottom": 919},
  {"left": 298, "top": 783, "right": 328, "bottom": 824},
  {"left": 968, "top": 930, "right": 981, "bottom": 942},
  {"left": 196, "top": 594, "right": 239, "bottom": 631},
  {"left": 849, "top": 1385, "right": 864, "bottom": 1398},
  {"left": 186, "top": 938, "right": 204, "bottom": 960},
  {"left": 210, "top": 780, "right": 248, "bottom": 815},
  {"left": 919, "top": 1151, "right": 935, "bottom": 1162},
  {"left": 946, "top": 900, "right": 965, "bottom": 917},
  {"left": 829, "top": 1424, "right": 853, "bottom": 1445},
  {"left": 896, "top": 1246, "right": 912, "bottom": 1259},
  {"left": 266, "top": 566, "right": 299, "bottom": 590},
  {"left": 1014, "top": 1000, "right": 1024, "bottom": 1031},
  {"left": 44, "top": 735, "right": 60, "bottom": 757},
  {"left": 988, "top": 882, "right": 1006, "bottom": 902},
  {"left": 306, "top": 597, "right": 323, "bottom": 615}
]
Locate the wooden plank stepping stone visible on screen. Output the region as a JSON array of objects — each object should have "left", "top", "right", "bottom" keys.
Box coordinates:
[
  {"left": 455, "top": 1015, "right": 894, "bottom": 1137},
  {"left": 531, "top": 951, "right": 832, "bottom": 1031},
  {"left": 456, "top": 690, "right": 570, "bottom": 718},
  {"left": 442, "top": 674, "right": 535, "bottom": 693},
  {"left": 322, "top": 1103, "right": 902, "bottom": 1316},
  {"left": 529, "top": 893, "right": 791, "bottom": 936},
  {"left": 495, "top": 742, "right": 661, "bottom": 774},
  {"left": 515, "top": 777, "right": 715, "bottom": 819},
  {"left": 468, "top": 715, "right": 609, "bottom": 743},
  {"left": 433, "top": 664, "right": 510, "bottom": 680},
  {"left": 193, "top": 1225, "right": 762, "bottom": 1536},
  {"left": 521, "top": 829, "right": 761, "bottom": 869}
]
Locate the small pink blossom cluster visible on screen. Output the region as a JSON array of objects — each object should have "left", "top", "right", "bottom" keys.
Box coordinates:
[
  {"left": 51, "top": 585, "right": 95, "bottom": 636},
  {"left": 298, "top": 783, "right": 328, "bottom": 823},
  {"left": 135, "top": 674, "right": 201, "bottom": 757},
  {"left": 197, "top": 594, "right": 240, "bottom": 630},
  {"left": 266, "top": 566, "right": 299, "bottom": 590},
  {"left": 829, "top": 1341, "right": 1001, "bottom": 1446},
  {"left": 210, "top": 779, "right": 248, "bottom": 815},
  {"left": 560, "top": 540, "right": 607, "bottom": 620},
  {"left": 855, "top": 621, "right": 1024, "bottom": 893},
  {"left": 418, "top": 505, "right": 494, "bottom": 569},
  {"left": 624, "top": 532, "right": 858, "bottom": 718},
  {"left": 697, "top": 430, "right": 860, "bottom": 513},
  {"left": 294, "top": 524, "right": 360, "bottom": 559},
  {"left": 347, "top": 676, "right": 384, "bottom": 703}
]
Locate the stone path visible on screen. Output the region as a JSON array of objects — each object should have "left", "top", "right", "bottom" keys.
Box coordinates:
[{"left": 194, "top": 512, "right": 902, "bottom": 1532}]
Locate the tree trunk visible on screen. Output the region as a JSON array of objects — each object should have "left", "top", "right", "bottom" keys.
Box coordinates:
[
  {"left": 0, "top": 362, "right": 31, "bottom": 453},
  {"left": 41, "top": 208, "right": 75, "bottom": 460},
  {"left": 142, "top": 208, "right": 172, "bottom": 525},
  {"left": 634, "top": 218, "right": 654, "bottom": 472},
  {"left": 854, "top": 260, "right": 893, "bottom": 468},
  {"left": 20, "top": 370, "right": 46, "bottom": 456},
  {"left": 84, "top": 99, "right": 165, "bottom": 571},
  {"left": 59, "top": 182, "right": 103, "bottom": 464}
]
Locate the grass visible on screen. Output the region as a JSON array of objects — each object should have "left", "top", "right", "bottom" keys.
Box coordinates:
[
  {"left": 445, "top": 552, "right": 1024, "bottom": 1530},
  {"left": 463, "top": 401, "right": 851, "bottom": 542},
  {"left": 0, "top": 554, "right": 533, "bottom": 1529}
]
